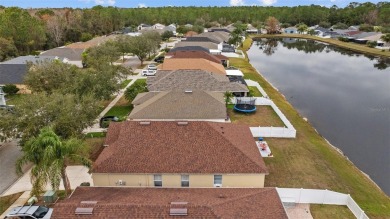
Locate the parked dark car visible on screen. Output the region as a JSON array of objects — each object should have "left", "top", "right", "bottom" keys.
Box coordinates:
[{"left": 154, "top": 56, "right": 165, "bottom": 63}]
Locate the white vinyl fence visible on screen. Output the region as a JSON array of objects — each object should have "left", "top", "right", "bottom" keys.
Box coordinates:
[{"left": 276, "top": 188, "right": 369, "bottom": 219}]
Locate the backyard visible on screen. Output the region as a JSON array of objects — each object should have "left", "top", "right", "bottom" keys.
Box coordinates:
[
  {"left": 230, "top": 38, "right": 390, "bottom": 218},
  {"left": 228, "top": 105, "right": 284, "bottom": 127}
]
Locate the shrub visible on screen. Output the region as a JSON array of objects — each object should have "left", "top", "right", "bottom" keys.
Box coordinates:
[
  {"left": 161, "top": 47, "right": 170, "bottom": 53},
  {"left": 80, "top": 33, "right": 93, "bottom": 42},
  {"left": 2, "top": 84, "right": 19, "bottom": 95},
  {"left": 338, "top": 37, "right": 349, "bottom": 42},
  {"left": 124, "top": 80, "right": 148, "bottom": 101},
  {"left": 366, "top": 41, "right": 377, "bottom": 48}
]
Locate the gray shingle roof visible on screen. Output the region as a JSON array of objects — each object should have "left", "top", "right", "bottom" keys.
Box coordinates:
[
  {"left": 174, "top": 41, "right": 218, "bottom": 50},
  {"left": 169, "top": 46, "right": 210, "bottom": 53},
  {"left": 147, "top": 70, "right": 248, "bottom": 93},
  {"left": 40, "top": 48, "right": 84, "bottom": 61},
  {"left": 1, "top": 56, "right": 65, "bottom": 64},
  {"left": 129, "top": 91, "right": 227, "bottom": 120},
  {"left": 0, "top": 64, "right": 27, "bottom": 84}
]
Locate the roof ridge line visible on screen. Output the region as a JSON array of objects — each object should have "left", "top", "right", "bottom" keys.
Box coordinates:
[
  {"left": 206, "top": 123, "right": 263, "bottom": 171},
  {"left": 210, "top": 189, "right": 270, "bottom": 208},
  {"left": 130, "top": 92, "right": 167, "bottom": 117}
]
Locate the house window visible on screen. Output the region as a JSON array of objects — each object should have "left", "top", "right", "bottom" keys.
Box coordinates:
[
  {"left": 154, "top": 174, "right": 162, "bottom": 187},
  {"left": 181, "top": 175, "right": 189, "bottom": 187},
  {"left": 214, "top": 175, "right": 222, "bottom": 187}
]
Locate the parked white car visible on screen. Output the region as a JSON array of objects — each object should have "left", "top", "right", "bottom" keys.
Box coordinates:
[
  {"left": 147, "top": 64, "right": 157, "bottom": 70},
  {"left": 141, "top": 69, "right": 157, "bottom": 76},
  {"left": 4, "top": 205, "right": 53, "bottom": 219}
]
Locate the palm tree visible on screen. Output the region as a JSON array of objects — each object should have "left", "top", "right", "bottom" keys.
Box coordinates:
[
  {"left": 16, "top": 127, "right": 91, "bottom": 196},
  {"left": 224, "top": 91, "right": 234, "bottom": 106}
]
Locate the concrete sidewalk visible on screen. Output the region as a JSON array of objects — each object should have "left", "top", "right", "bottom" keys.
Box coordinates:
[
  {"left": 1, "top": 166, "right": 93, "bottom": 197},
  {"left": 83, "top": 74, "right": 146, "bottom": 133}
]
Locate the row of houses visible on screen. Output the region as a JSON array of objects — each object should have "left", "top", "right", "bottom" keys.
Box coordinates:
[
  {"left": 0, "top": 35, "right": 117, "bottom": 90},
  {"left": 283, "top": 25, "right": 388, "bottom": 47},
  {"left": 50, "top": 28, "right": 289, "bottom": 218}
]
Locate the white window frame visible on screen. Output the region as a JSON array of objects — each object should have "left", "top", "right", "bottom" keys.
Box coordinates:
[
  {"left": 214, "top": 175, "right": 222, "bottom": 187},
  {"left": 154, "top": 174, "right": 162, "bottom": 187},
  {"left": 181, "top": 175, "right": 189, "bottom": 187}
]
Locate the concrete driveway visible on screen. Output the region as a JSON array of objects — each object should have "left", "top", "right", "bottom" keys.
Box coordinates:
[{"left": 0, "top": 140, "right": 30, "bottom": 194}]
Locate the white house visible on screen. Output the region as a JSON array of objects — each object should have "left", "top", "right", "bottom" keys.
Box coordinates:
[
  {"left": 137, "top": 24, "right": 152, "bottom": 31},
  {"left": 153, "top": 23, "right": 166, "bottom": 30}
]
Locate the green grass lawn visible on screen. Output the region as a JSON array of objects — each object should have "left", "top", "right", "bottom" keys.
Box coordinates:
[
  {"left": 120, "top": 79, "right": 132, "bottom": 89},
  {"left": 85, "top": 132, "right": 106, "bottom": 138},
  {"left": 310, "top": 205, "right": 356, "bottom": 219},
  {"left": 248, "top": 86, "right": 262, "bottom": 97},
  {"left": 228, "top": 106, "right": 284, "bottom": 127},
  {"left": 0, "top": 192, "right": 23, "bottom": 215},
  {"left": 229, "top": 38, "right": 390, "bottom": 218},
  {"left": 104, "top": 94, "right": 134, "bottom": 121}
]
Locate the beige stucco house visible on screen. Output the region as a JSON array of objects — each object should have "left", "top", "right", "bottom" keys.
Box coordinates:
[{"left": 92, "top": 121, "right": 268, "bottom": 188}]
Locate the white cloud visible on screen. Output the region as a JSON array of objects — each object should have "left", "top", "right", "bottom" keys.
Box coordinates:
[
  {"left": 260, "top": 0, "right": 277, "bottom": 6},
  {"left": 78, "top": 0, "right": 115, "bottom": 5},
  {"left": 230, "top": 0, "right": 245, "bottom": 6},
  {"left": 138, "top": 3, "right": 147, "bottom": 8},
  {"left": 107, "top": 0, "right": 115, "bottom": 5}
]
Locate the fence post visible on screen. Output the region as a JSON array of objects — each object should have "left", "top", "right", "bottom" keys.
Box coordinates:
[
  {"left": 299, "top": 188, "right": 303, "bottom": 203},
  {"left": 322, "top": 189, "right": 327, "bottom": 204}
]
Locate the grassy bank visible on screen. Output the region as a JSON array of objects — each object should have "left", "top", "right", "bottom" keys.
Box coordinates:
[
  {"left": 231, "top": 37, "right": 390, "bottom": 218},
  {"left": 252, "top": 34, "right": 390, "bottom": 58}
]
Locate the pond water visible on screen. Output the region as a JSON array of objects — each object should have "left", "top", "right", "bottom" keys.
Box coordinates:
[{"left": 248, "top": 38, "right": 390, "bottom": 195}]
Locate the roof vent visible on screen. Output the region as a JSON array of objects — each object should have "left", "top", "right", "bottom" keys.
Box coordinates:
[
  {"left": 170, "top": 202, "right": 188, "bottom": 216},
  {"left": 177, "top": 121, "right": 188, "bottom": 126},
  {"left": 75, "top": 207, "right": 93, "bottom": 215},
  {"left": 80, "top": 201, "right": 98, "bottom": 204},
  {"left": 185, "top": 90, "right": 192, "bottom": 93},
  {"left": 139, "top": 121, "right": 151, "bottom": 126}
]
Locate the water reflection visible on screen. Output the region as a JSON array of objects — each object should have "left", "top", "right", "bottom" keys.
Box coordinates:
[
  {"left": 255, "top": 38, "right": 390, "bottom": 70},
  {"left": 248, "top": 38, "right": 390, "bottom": 195}
]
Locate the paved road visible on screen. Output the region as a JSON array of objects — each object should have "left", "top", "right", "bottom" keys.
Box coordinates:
[
  {"left": 122, "top": 56, "right": 141, "bottom": 70},
  {"left": 0, "top": 140, "right": 29, "bottom": 195}
]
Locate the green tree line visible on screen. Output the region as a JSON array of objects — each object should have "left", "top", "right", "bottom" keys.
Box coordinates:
[{"left": 0, "top": 2, "right": 389, "bottom": 58}]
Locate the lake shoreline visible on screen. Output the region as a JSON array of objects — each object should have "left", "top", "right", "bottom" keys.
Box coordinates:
[
  {"left": 251, "top": 34, "right": 390, "bottom": 58},
  {"left": 230, "top": 37, "right": 390, "bottom": 218},
  {"left": 248, "top": 53, "right": 385, "bottom": 194}
]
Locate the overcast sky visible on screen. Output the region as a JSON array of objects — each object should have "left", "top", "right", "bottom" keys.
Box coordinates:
[{"left": 0, "top": 0, "right": 381, "bottom": 8}]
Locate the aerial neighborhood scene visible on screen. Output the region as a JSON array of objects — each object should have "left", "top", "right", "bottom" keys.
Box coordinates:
[{"left": 0, "top": 0, "right": 390, "bottom": 218}]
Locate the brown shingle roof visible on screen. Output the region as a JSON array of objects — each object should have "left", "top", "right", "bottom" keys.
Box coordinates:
[
  {"left": 158, "top": 58, "right": 226, "bottom": 75},
  {"left": 166, "top": 50, "right": 223, "bottom": 64},
  {"left": 129, "top": 91, "right": 227, "bottom": 120},
  {"left": 147, "top": 69, "right": 248, "bottom": 93},
  {"left": 94, "top": 121, "right": 267, "bottom": 174},
  {"left": 52, "top": 187, "right": 287, "bottom": 219}
]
